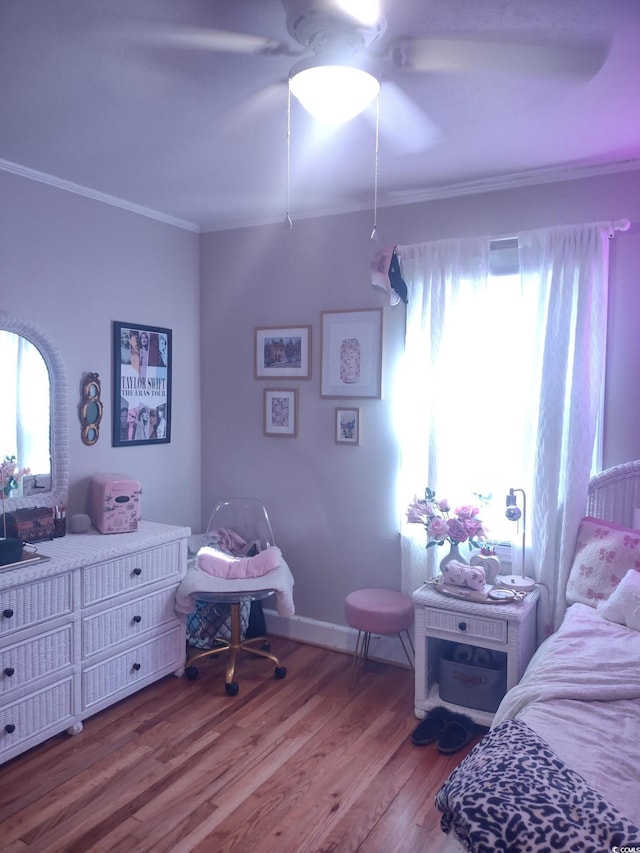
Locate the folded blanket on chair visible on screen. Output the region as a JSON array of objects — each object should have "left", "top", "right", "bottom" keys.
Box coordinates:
[
  {"left": 174, "top": 549, "right": 295, "bottom": 618},
  {"left": 196, "top": 544, "right": 281, "bottom": 579}
]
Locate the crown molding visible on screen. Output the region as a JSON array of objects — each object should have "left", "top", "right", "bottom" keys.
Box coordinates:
[
  {"left": 379, "top": 158, "right": 640, "bottom": 210},
  {"left": 0, "top": 158, "right": 200, "bottom": 233},
  {"left": 3, "top": 155, "right": 639, "bottom": 235}
]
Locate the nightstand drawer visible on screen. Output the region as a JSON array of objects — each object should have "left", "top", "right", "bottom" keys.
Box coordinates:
[{"left": 423, "top": 606, "right": 507, "bottom": 643}]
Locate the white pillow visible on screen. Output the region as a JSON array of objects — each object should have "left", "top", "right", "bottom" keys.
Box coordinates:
[
  {"left": 566, "top": 516, "right": 640, "bottom": 606},
  {"left": 597, "top": 568, "right": 640, "bottom": 631},
  {"left": 634, "top": 507, "right": 640, "bottom": 530}
]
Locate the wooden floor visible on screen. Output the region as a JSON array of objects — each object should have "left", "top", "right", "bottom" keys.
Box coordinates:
[{"left": 0, "top": 639, "right": 481, "bottom": 853}]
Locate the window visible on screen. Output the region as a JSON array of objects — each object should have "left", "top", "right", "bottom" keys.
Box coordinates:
[{"left": 396, "top": 223, "right": 612, "bottom": 637}]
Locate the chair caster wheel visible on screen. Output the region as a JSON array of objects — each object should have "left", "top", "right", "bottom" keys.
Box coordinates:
[
  {"left": 274, "top": 666, "right": 287, "bottom": 680},
  {"left": 262, "top": 642, "right": 271, "bottom": 652},
  {"left": 185, "top": 666, "right": 199, "bottom": 681},
  {"left": 225, "top": 681, "right": 239, "bottom": 696}
]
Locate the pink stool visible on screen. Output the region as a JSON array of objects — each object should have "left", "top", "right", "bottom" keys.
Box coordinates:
[{"left": 345, "top": 588, "right": 415, "bottom": 689}]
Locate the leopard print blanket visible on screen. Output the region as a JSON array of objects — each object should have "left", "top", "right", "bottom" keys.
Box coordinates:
[{"left": 436, "top": 719, "right": 639, "bottom": 853}]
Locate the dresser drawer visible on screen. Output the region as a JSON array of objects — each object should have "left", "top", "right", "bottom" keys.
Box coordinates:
[
  {"left": 423, "top": 606, "right": 507, "bottom": 644},
  {"left": 82, "top": 587, "right": 178, "bottom": 659},
  {"left": 0, "top": 677, "right": 74, "bottom": 757},
  {"left": 82, "top": 540, "right": 182, "bottom": 606},
  {"left": 1, "top": 624, "right": 73, "bottom": 695},
  {"left": 82, "top": 626, "right": 183, "bottom": 709},
  {"left": 0, "top": 574, "right": 72, "bottom": 638}
]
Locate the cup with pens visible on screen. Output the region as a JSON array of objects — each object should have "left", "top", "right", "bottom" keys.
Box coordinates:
[{"left": 54, "top": 504, "right": 66, "bottom": 537}]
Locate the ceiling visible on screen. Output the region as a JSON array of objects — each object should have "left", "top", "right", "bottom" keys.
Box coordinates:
[{"left": 1, "top": 0, "right": 639, "bottom": 233}]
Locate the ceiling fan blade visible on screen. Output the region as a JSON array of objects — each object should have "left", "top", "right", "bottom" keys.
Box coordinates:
[
  {"left": 370, "top": 80, "right": 441, "bottom": 155},
  {"left": 134, "top": 22, "right": 299, "bottom": 57},
  {"left": 389, "top": 34, "right": 609, "bottom": 79}
]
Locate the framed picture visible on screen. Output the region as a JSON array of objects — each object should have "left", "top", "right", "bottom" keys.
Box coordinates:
[
  {"left": 255, "top": 325, "right": 311, "bottom": 379},
  {"left": 335, "top": 407, "right": 360, "bottom": 445},
  {"left": 320, "top": 308, "right": 383, "bottom": 398},
  {"left": 112, "top": 321, "right": 172, "bottom": 446},
  {"left": 264, "top": 388, "right": 298, "bottom": 437}
]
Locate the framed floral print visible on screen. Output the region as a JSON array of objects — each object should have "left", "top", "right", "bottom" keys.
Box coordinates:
[
  {"left": 264, "top": 388, "right": 298, "bottom": 437},
  {"left": 335, "top": 407, "right": 360, "bottom": 445},
  {"left": 320, "top": 309, "right": 382, "bottom": 398}
]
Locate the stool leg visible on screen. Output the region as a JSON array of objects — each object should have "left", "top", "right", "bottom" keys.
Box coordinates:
[
  {"left": 350, "top": 629, "right": 370, "bottom": 690},
  {"left": 399, "top": 630, "right": 415, "bottom": 669}
]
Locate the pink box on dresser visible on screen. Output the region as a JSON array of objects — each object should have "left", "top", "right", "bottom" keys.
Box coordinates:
[{"left": 89, "top": 473, "right": 141, "bottom": 534}]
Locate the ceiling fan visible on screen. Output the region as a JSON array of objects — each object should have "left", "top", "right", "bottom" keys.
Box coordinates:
[{"left": 143, "top": 0, "right": 608, "bottom": 152}]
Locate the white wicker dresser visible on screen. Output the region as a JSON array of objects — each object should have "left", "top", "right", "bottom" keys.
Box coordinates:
[{"left": 0, "top": 520, "right": 190, "bottom": 765}]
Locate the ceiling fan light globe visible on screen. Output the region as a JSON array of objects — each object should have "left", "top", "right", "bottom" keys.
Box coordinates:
[{"left": 289, "top": 62, "right": 379, "bottom": 125}]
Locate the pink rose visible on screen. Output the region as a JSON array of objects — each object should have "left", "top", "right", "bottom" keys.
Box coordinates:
[
  {"left": 446, "top": 518, "right": 468, "bottom": 543},
  {"left": 463, "top": 519, "right": 482, "bottom": 538},
  {"left": 436, "top": 498, "right": 450, "bottom": 513},
  {"left": 406, "top": 499, "right": 428, "bottom": 524},
  {"left": 427, "top": 517, "right": 448, "bottom": 539},
  {"left": 454, "top": 504, "right": 480, "bottom": 519}
]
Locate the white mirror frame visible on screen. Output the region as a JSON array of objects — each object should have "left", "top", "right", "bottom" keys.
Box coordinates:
[{"left": 0, "top": 310, "right": 69, "bottom": 511}]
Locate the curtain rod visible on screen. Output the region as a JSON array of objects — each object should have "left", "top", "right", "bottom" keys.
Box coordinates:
[
  {"left": 608, "top": 217, "right": 631, "bottom": 235},
  {"left": 490, "top": 218, "right": 631, "bottom": 244}
]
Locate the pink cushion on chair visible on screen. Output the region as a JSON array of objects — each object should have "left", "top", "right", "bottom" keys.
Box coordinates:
[{"left": 345, "top": 588, "right": 413, "bottom": 635}]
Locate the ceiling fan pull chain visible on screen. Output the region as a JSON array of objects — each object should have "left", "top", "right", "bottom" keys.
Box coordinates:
[
  {"left": 284, "top": 83, "right": 293, "bottom": 231},
  {"left": 370, "top": 92, "right": 380, "bottom": 242}
]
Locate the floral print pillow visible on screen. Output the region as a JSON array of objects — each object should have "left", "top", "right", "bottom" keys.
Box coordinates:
[{"left": 566, "top": 516, "right": 640, "bottom": 607}]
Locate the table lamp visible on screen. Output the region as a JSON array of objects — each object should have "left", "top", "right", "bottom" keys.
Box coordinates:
[{"left": 499, "top": 487, "right": 536, "bottom": 592}]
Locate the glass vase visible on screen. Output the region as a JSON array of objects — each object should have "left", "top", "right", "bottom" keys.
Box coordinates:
[{"left": 439, "top": 541, "right": 468, "bottom": 574}]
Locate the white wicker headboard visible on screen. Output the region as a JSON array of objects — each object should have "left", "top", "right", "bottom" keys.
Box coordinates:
[{"left": 586, "top": 460, "right": 640, "bottom": 528}]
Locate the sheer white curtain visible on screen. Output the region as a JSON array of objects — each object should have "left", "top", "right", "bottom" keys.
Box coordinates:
[
  {"left": 396, "top": 223, "right": 612, "bottom": 641},
  {"left": 522, "top": 223, "right": 611, "bottom": 638},
  {"left": 394, "top": 236, "right": 491, "bottom": 590}
]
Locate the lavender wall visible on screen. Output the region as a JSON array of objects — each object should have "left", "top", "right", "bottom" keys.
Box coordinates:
[
  {"left": 1, "top": 165, "right": 638, "bottom": 631},
  {"left": 0, "top": 171, "right": 202, "bottom": 530},
  {"left": 199, "top": 168, "right": 640, "bottom": 627}
]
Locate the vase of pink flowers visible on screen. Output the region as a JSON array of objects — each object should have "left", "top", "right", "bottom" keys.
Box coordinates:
[
  {"left": 1, "top": 455, "right": 30, "bottom": 546},
  {"left": 406, "top": 487, "right": 488, "bottom": 573}
]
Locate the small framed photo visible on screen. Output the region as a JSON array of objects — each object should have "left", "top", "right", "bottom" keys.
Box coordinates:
[
  {"left": 264, "top": 388, "right": 298, "bottom": 437},
  {"left": 335, "top": 407, "right": 359, "bottom": 445},
  {"left": 113, "top": 321, "right": 171, "bottom": 446},
  {"left": 255, "top": 325, "right": 311, "bottom": 379},
  {"left": 321, "top": 309, "right": 382, "bottom": 398}
]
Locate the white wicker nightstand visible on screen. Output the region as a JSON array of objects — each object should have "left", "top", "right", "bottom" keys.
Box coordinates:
[{"left": 412, "top": 583, "right": 540, "bottom": 727}]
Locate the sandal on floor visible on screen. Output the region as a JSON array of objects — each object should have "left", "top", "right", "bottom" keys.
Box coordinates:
[
  {"left": 437, "top": 712, "right": 477, "bottom": 754},
  {"left": 411, "top": 706, "right": 452, "bottom": 746}
]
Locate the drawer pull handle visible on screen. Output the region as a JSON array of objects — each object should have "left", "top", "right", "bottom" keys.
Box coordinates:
[
  {"left": 2, "top": 608, "right": 14, "bottom": 619},
  {"left": 133, "top": 615, "right": 142, "bottom": 623},
  {"left": 132, "top": 568, "right": 142, "bottom": 576},
  {"left": 132, "top": 662, "right": 141, "bottom": 671},
  {"left": 4, "top": 667, "right": 15, "bottom": 677},
  {"left": 5, "top": 723, "right": 16, "bottom": 734},
  {"left": 458, "top": 621, "right": 467, "bottom": 631}
]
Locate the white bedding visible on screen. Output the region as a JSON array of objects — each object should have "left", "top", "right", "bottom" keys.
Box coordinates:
[{"left": 493, "top": 602, "right": 640, "bottom": 823}]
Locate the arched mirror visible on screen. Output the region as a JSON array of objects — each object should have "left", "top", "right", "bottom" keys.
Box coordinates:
[{"left": 0, "top": 311, "right": 69, "bottom": 512}]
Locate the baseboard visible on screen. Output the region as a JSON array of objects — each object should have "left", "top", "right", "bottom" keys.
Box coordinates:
[{"left": 263, "top": 608, "right": 413, "bottom": 668}]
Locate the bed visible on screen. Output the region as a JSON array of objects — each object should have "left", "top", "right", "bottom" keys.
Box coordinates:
[{"left": 435, "top": 460, "right": 640, "bottom": 851}]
